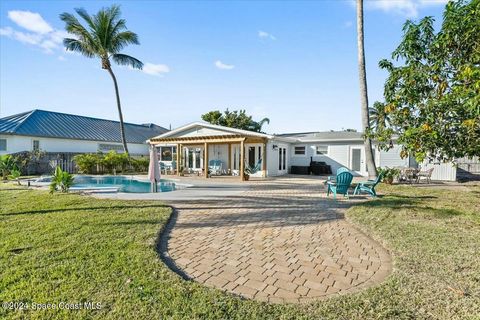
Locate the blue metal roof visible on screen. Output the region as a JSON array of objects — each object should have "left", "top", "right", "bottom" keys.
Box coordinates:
[{"left": 0, "top": 109, "right": 168, "bottom": 144}]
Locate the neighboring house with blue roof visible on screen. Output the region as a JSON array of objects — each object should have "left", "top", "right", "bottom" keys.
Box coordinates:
[{"left": 0, "top": 109, "right": 168, "bottom": 156}]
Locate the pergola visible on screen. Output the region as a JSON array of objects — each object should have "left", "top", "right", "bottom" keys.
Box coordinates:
[{"left": 149, "top": 134, "right": 268, "bottom": 181}]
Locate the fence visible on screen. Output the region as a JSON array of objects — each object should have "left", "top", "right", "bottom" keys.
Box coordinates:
[{"left": 14, "top": 152, "right": 149, "bottom": 175}]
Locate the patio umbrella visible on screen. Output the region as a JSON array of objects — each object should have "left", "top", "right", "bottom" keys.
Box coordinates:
[{"left": 148, "top": 145, "right": 161, "bottom": 192}]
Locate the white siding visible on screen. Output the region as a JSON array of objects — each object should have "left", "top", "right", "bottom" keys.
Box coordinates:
[
  {"left": 0, "top": 134, "right": 149, "bottom": 155},
  {"left": 378, "top": 145, "right": 409, "bottom": 168},
  {"left": 421, "top": 162, "right": 457, "bottom": 181}
]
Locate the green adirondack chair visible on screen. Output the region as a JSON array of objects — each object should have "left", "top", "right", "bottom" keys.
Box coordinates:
[
  {"left": 326, "top": 167, "right": 350, "bottom": 183},
  {"left": 327, "top": 171, "right": 354, "bottom": 199},
  {"left": 353, "top": 172, "right": 384, "bottom": 197}
]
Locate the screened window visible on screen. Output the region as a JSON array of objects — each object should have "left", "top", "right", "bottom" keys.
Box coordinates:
[
  {"left": 98, "top": 143, "right": 123, "bottom": 152},
  {"left": 294, "top": 146, "right": 306, "bottom": 155},
  {"left": 160, "top": 146, "right": 177, "bottom": 161},
  {"left": 0, "top": 139, "right": 6, "bottom": 151},
  {"left": 316, "top": 145, "right": 328, "bottom": 155}
]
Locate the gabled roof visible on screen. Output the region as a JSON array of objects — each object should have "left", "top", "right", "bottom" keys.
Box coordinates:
[
  {"left": 149, "top": 121, "right": 275, "bottom": 141},
  {"left": 0, "top": 109, "right": 168, "bottom": 144}
]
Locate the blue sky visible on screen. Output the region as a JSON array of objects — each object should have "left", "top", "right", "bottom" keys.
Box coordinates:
[{"left": 0, "top": 0, "right": 447, "bottom": 133}]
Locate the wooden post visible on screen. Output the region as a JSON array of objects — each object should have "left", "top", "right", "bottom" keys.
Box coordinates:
[
  {"left": 262, "top": 141, "right": 267, "bottom": 177},
  {"left": 240, "top": 140, "right": 245, "bottom": 181},
  {"left": 173, "top": 143, "right": 182, "bottom": 176},
  {"left": 227, "top": 143, "right": 231, "bottom": 175},
  {"left": 204, "top": 142, "right": 209, "bottom": 179},
  {"left": 177, "top": 144, "right": 182, "bottom": 176}
]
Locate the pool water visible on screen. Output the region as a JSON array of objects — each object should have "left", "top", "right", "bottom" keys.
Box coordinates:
[{"left": 72, "top": 176, "right": 177, "bottom": 193}]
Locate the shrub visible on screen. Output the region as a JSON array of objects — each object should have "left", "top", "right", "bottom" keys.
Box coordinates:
[
  {"left": 8, "top": 168, "right": 21, "bottom": 185},
  {"left": 0, "top": 155, "right": 17, "bottom": 180},
  {"left": 50, "top": 166, "right": 75, "bottom": 193},
  {"left": 74, "top": 153, "right": 100, "bottom": 174},
  {"left": 131, "top": 157, "right": 149, "bottom": 172}
]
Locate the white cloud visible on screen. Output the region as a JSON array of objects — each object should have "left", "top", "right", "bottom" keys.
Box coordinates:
[
  {"left": 1, "top": 10, "right": 70, "bottom": 54},
  {"left": 141, "top": 63, "right": 170, "bottom": 76},
  {"left": 344, "top": 21, "right": 353, "bottom": 28},
  {"left": 258, "top": 30, "right": 276, "bottom": 40},
  {"left": 352, "top": 0, "right": 449, "bottom": 18},
  {"left": 8, "top": 10, "right": 53, "bottom": 34},
  {"left": 58, "top": 55, "right": 66, "bottom": 61},
  {"left": 215, "top": 60, "right": 235, "bottom": 70}
]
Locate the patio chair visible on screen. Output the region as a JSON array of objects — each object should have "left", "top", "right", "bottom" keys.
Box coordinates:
[
  {"left": 416, "top": 168, "right": 434, "bottom": 184},
  {"left": 326, "top": 167, "right": 350, "bottom": 183},
  {"left": 353, "top": 172, "right": 384, "bottom": 197},
  {"left": 208, "top": 160, "right": 223, "bottom": 176},
  {"left": 326, "top": 171, "right": 354, "bottom": 200}
]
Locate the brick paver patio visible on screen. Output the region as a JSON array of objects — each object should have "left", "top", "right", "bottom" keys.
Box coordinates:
[{"left": 161, "top": 177, "right": 392, "bottom": 303}]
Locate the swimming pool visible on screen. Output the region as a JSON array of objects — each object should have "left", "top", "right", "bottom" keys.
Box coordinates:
[{"left": 71, "top": 175, "right": 178, "bottom": 193}]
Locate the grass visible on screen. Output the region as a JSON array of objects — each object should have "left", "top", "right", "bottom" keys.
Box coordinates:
[{"left": 1, "top": 183, "right": 479, "bottom": 319}]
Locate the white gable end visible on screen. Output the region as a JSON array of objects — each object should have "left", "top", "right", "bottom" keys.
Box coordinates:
[{"left": 178, "top": 126, "right": 236, "bottom": 138}]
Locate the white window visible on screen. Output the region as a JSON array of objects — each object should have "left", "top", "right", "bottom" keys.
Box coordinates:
[
  {"left": 33, "top": 140, "right": 40, "bottom": 151},
  {"left": 0, "top": 139, "right": 6, "bottom": 151},
  {"left": 98, "top": 143, "right": 124, "bottom": 152},
  {"left": 315, "top": 145, "right": 328, "bottom": 155},
  {"left": 294, "top": 146, "right": 306, "bottom": 155}
]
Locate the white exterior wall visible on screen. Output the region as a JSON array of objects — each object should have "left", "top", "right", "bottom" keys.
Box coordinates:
[
  {"left": 378, "top": 145, "right": 409, "bottom": 168},
  {"left": 0, "top": 134, "right": 149, "bottom": 155},
  {"left": 420, "top": 162, "right": 457, "bottom": 181},
  {"left": 289, "top": 143, "right": 367, "bottom": 176},
  {"left": 265, "top": 140, "right": 289, "bottom": 177}
]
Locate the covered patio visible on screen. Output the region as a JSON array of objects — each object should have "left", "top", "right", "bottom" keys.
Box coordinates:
[{"left": 149, "top": 133, "right": 267, "bottom": 181}]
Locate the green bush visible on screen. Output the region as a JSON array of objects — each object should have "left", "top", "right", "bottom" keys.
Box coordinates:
[
  {"left": 73, "top": 153, "right": 99, "bottom": 174},
  {"left": 101, "top": 151, "right": 130, "bottom": 174},
  {"left": 131, "top": 157, "right": 149, "bottom": 172},
  {"left": 50, "top": 166, "right": 75, "bottom": 193},
  {"left": 8, "top": 168, "right": 21, "bottom": 185},
  {"left": 0, "top": 155, "right": 18, "bottom": 180}
]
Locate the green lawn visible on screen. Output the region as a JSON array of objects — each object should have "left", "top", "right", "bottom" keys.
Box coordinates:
[{"left": 1, "top": 184, "right": 479, "bottom": 319}]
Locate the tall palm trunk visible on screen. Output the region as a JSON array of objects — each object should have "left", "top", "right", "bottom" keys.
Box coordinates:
[
  {"left": 106, "top": 66, "right": 129, "bottom": 154},
  {"left": 356, "top": 0, "right": 377, "bottom": 179}
]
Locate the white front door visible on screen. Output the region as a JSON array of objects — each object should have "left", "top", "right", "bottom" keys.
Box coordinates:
[
  {"left": 278, "top": 146, "right": 287, "bottom": 175},
  {"left": 350, "top": 147, "right": 363, "bottom": 175},
  {"left": 185, "top": 147, "right": 203, "bottom": 171}
]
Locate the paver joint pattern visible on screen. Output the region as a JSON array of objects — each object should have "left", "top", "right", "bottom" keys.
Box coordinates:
[{"left": 163, "top": 178, "right": 392, "bottom": 303}]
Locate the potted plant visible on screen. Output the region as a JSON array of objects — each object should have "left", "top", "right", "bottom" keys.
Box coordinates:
[
  {"left": 377, "top": 167, "right": 400, "bottom": 184},
  {"left": 244, "top": 166, "right": 252, "bottom": 181}
]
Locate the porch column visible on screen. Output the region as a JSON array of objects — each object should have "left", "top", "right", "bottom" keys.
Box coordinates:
[
  {"left": 177, "top": 144, "right": 182, "bottom": 176},
  {"left": 240, "top": 140, "right": 245, "bottom": 181},
  {"left": 262, "top": 141, "right": 267, "bottom": 177},
  {"left": 227, "top": 143, "right": 232, "bottom": 175},
  {"left": 204, "top": 142, "right": 209, "bottom": 179},
  {"left": 173, "top": 143, "right": 182, "bottom": 176}
]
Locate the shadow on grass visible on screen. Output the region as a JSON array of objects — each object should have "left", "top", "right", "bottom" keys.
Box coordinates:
[
  {"left": 356, "top": 194, "right": 464, "bottom": 218},
  {"left": 3, "top": 204, "right": 168, "bottom": 217}
]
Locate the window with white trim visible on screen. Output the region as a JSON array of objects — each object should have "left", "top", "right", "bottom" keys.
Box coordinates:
[
  {"left": 315, "top": 145, "right": 328, "bottom": 155},
  {"left": 0, "top": 139, "right": 6, "bottom": 151},
  {"left": 33, "top": 140, "right": 40, "bottom": 151},
  {"left": 294, "top": 146, "right": 306, "bottom": 155}
]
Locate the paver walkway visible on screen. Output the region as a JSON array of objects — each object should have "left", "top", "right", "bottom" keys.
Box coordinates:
[{"left": 161, "top": 178, "right": 392, "bottom": 303}]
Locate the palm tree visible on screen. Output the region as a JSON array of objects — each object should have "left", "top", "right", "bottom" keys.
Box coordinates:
[
  {"left": 253, "top": 117, "right": 270, "bottom": 133},
  {"left": 356, "top": 0, "right": 377, "bottom": 179},
  {"left": 369, "top": 102, "right": 390, "bottom": 130},
  {"left": 60, "top": 5, "right": 143, "bottom": 154}
]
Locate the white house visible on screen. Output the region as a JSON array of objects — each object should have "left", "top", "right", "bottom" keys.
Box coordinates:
[
  {"left": 0, "top": 109, "right": 168, "bottom": 156},
  {"left": 148, "top": 122, "right": 457, "bottom": 180}
]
